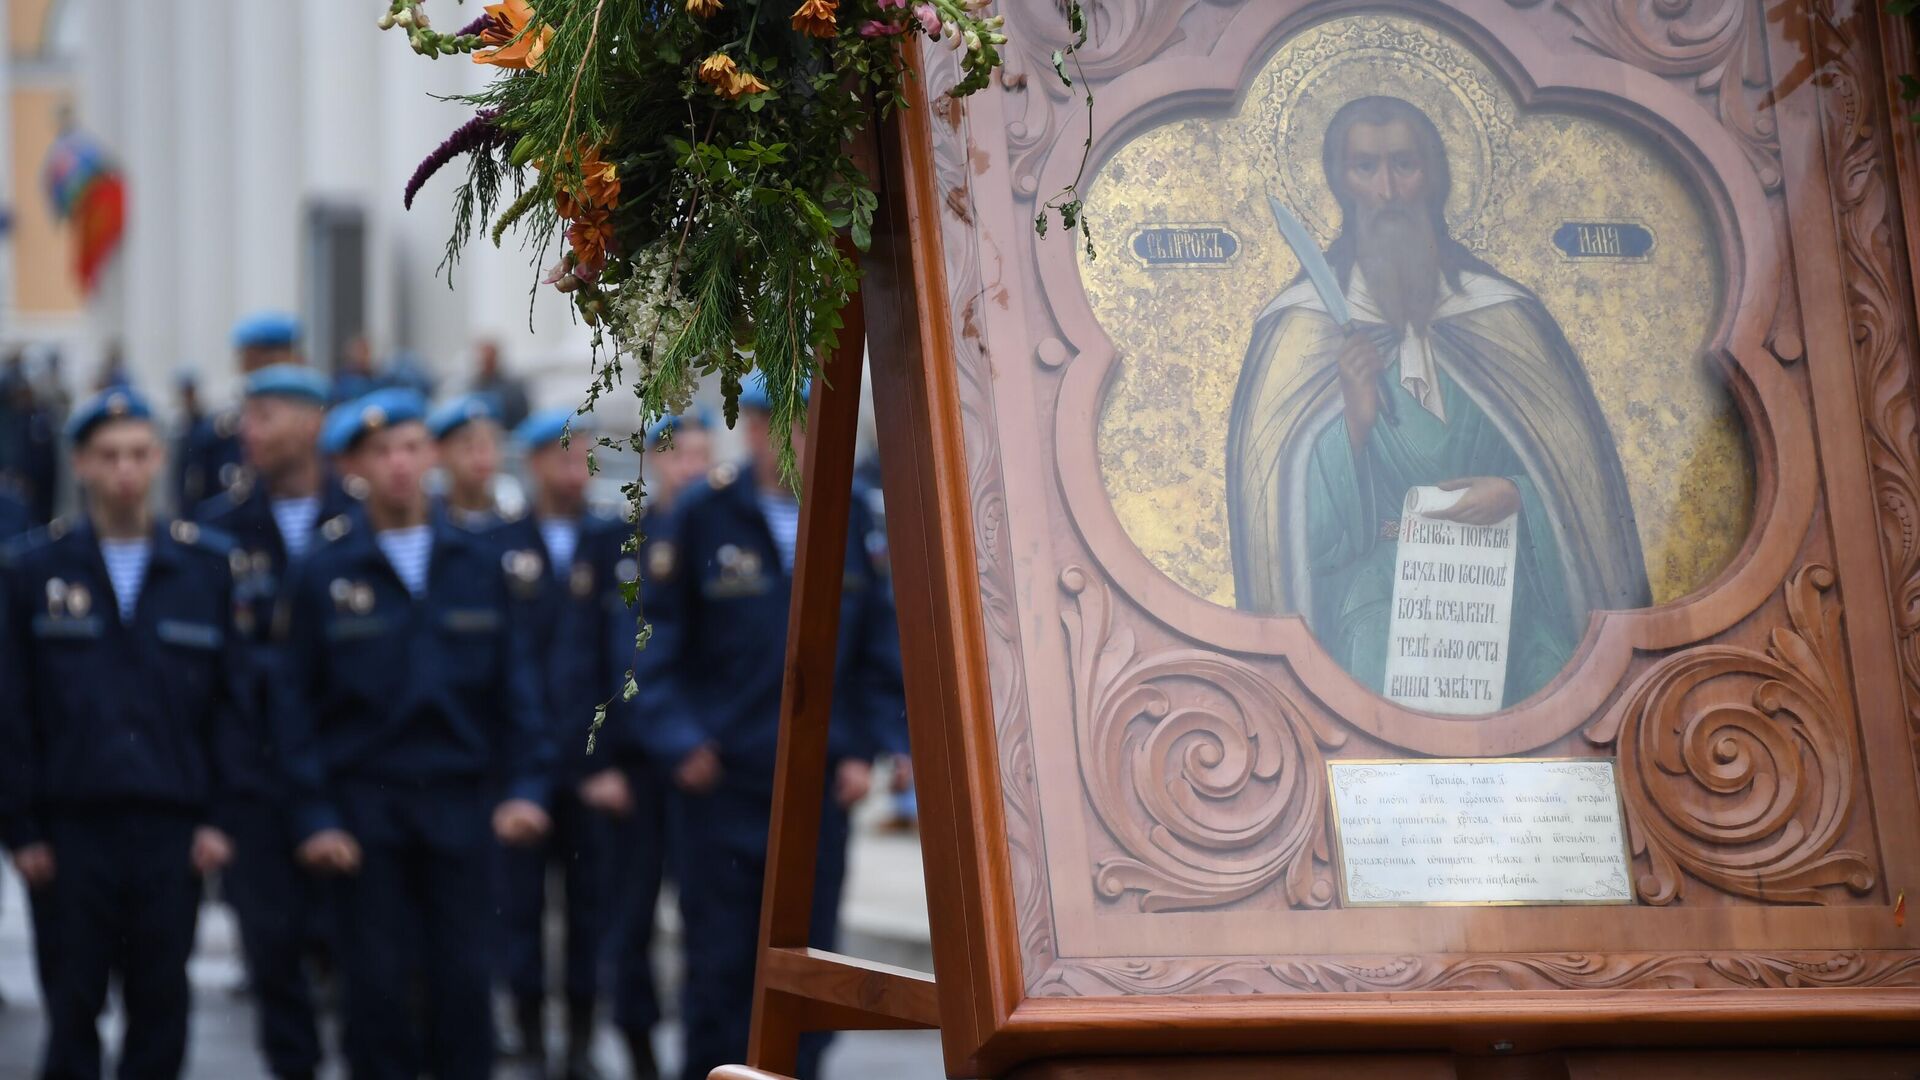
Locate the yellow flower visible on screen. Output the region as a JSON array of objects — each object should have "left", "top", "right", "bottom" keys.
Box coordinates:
[
  {"left": 697, "top": 52, "right": 739, "bottom": 90},
  {"left": 790, "top": 0, "right": 837, "bottom": 38},
  {"left": 723, "top": 70, "right": 771, "bottom": 99},
  {"left": 472, "top": 0, "right": 553, "bottom": 70},
  {"left": 686, "top": 0, "right": 724, "bottom": 15}
]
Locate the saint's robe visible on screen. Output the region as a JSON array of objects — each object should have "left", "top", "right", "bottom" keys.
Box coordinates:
[{"left": 1224, "top": 266, "right": 1649, "bottom": 707}]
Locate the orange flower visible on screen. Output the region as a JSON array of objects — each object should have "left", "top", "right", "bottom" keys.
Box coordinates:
[
  {"left": 697, "top": 52, "right": 738, "bottom": 91},
  {"left": 473, "top": 0, "right": 553, "bottom": 70},
  {"left": 568, "top": 209, "right": 615, "bottom": 272},
  {"left": 790, "top": 0, "right": 837, "bottom": 38},
  {"left": 723, "top": 70, "right": 770, "bottom": 99},
  {"left": 686, "top": 0, "right": 724, "bottom": 15},
  {"left": 577, "top": 143, "right": 621, "bottom": 209}
]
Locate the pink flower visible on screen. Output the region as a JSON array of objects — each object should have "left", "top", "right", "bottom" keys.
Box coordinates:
[
  {"left": 859, "top": 18, "right": 905, "bottom": 35},
  {"left": 913, "top": 2, "right": 939, "bottom": 35},
  {"left": 542, "top": 257, "right": 573, "bottom": 285},
  {"left": 875, "top": 0, "right": 907, "bottom": 8}
]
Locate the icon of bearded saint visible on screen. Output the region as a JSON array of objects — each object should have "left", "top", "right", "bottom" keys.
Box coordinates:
[{"left": 1225, "top": 95, "right": 1650, "bottom": 707}]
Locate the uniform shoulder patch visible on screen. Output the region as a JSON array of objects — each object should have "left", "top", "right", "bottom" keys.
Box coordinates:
[{"left": 320, "top": 515, "right": 353, "bottom": 543}]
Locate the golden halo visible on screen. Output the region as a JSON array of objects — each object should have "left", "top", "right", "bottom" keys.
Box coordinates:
[{"left": 1252, "top": 17, "right": 1516, "bottom": 251}]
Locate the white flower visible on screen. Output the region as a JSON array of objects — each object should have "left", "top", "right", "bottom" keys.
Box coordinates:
[{"left": 604, "top": 242, "right": 699, "bottom": 416}]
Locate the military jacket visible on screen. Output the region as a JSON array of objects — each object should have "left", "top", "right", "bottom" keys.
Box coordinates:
[
  {"left": 273, "top": 507, "right": 552, "bottom": 842},
  {"left": 625, "top": 470, "right": 905, "bottom": 792},
  {"left": 490, "top": 510, "right": 634, "bottom": 783},
  {"left": 0, "top": 518, "right": 245, "bottom": 847},
  {"left": 195, "top": 474, "right": 363, "bottom": 797}
]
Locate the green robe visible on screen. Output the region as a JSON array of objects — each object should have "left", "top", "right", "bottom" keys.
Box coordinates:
[{"left": 1225, "top": 269, "right": 1649, "bottom": 709}]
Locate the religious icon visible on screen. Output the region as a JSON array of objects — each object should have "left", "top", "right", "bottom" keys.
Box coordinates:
[
  {"left": 1224, "top": 95, "right": 1650, "bottom": 711},
  {"left": 1079, "top": 13, "right": 1746, "bottom": 716}
]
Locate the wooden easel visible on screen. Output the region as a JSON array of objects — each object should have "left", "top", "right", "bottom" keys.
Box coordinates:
[{"left": 736, "top": 68, "right": 1002, "bottom": 1078}]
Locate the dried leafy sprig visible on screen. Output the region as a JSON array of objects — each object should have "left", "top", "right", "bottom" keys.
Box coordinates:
[{"left": 1036, "top": 0, "right": 1094, "bottom": 258}]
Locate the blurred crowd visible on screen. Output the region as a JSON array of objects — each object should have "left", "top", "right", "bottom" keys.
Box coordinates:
[{"left": 0, "top": 314, "right": 910, "bottom": 1080}]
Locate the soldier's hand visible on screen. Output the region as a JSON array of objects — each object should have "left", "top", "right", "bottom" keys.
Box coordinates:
[
  {"left": 1335, "top": 332, "right": 1385, "bottom": 449},
  {"left": 493, "top": 799, "right": 551, "bottom": 847},
  {"left": 673, "top": 745, "right": 723, "bottom": 794},
  {"left": 1432, "top": 476, "right": 1521, "bottom": 526},
  {"left": 833, "top": 759, "right": 874, "bottom": 809},
  {"left": 297, "top": 829, "right": 362, "bottom": 876},
  {"left": 10, "top": 844, "right": 55, "bottom": 889},
  {"left": 191, "top": 827, "right": 234, "bottom": 875},
  {"left": 579, "top": 768, "right": 634, "bottom": 818}
]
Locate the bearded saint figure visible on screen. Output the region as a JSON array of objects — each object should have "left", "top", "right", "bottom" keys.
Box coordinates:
[{"left": 1225, "top": 96, "right": 1650, "bottom": 707}]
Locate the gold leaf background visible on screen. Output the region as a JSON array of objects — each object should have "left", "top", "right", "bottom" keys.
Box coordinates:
[{"left": 1081, "top": 14, "right": 1752, "bottom": 609}]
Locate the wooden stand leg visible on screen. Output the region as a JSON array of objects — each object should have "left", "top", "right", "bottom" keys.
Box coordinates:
[{"left": 744, "top": 251, "right": 870, "bottom": 1078}]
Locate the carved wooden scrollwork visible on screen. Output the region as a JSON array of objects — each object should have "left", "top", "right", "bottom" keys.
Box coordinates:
[
  {"left": 1811, "top": 2, "right": 1920, "bottom": 760},
  {"left": 1587, "top": 566, "right": 1875, "bottom": 905},
  {"left": 1034, "top": 948, "right": 1920, "bottom": 996},
  {"left": 1555, "top": 0, "right": 1782, "bottom": 188},
  {"left": 1061, "top": 567, "right": 1344, "bottom": 912}
]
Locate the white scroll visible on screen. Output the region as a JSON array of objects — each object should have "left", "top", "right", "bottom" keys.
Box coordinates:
[{"left": 1382, "top": 485, "right": 1517, "bottom": 715}]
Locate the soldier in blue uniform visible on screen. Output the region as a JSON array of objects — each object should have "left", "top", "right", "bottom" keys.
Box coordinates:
[
  {"left": 627, "top": 377, "right": 904, "bottom": 1080},
  {"left": 194, "top": 364, "right": 359, "bottom": 1080},
  {"left": 427, "top": 392, "right": 516, "bottom": 531},
  {"left": 273, "top": 388, "right": 554, "bottom": 1080},
  {"left": 490, "top": 408, "right": 639, "bottom": 1079},
  {"left": 0, "top": 388, "right": 244, "bottom": 1079},
  {"left": 181, "top": 313, "right": 305, "bottom": 517},
  {"left": 603, "top": 409, "right": 711, "bottom": 1080}
]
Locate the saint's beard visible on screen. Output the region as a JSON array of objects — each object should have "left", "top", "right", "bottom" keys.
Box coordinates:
[{"left": 1354, "top": 203, "right": 1442, "bottom": 334}]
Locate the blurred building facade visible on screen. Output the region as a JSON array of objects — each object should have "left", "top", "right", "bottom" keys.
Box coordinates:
[{"left": 2, "top": 0, "right": 597, "bottom": 418}]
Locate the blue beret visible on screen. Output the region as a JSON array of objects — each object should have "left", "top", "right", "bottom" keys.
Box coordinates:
[
  {"left": 245, "top": 363, "right": 330, "bottom": 406},
  {"left": 319, "top": 401, "right": 361, "bottom": 456},
  {"left": 232, "top": 311, "right": 301, "bottom": 350},
  {"left": 427, "top": 392, "right": 501, "bottom": 440},
  {"left": 645, "top": 407, "right": 714, "bottom": 448},
  {"left": 738, "top": 371, "right": 810, "bottom": 413},
  {"left": 336, "top": 388, "right": 427, "bottom": 452},
  {"left": 514, "top": 407, "right": 577, "bottom": 451},
  {"left": 66, "top": 388, "right": 154, "bottom": 445}
]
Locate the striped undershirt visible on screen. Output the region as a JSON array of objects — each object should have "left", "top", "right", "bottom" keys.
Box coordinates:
[{"left": 375, "top": 525, "right": 433, "bottom": 597}]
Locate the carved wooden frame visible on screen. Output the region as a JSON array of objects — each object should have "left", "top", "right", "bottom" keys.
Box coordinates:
[{"left": 859, "top": 0, "right": 1920, "bottom": 1074}]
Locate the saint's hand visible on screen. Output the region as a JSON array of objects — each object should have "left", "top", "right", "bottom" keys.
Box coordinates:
[
  {"left": 297, "top": 829, "right": 362, "bottom": 876},
  {"left": 674, "top": 744, "right": 723, "bottom": 795},
  {"left": 1432, "top": 476, "right": 1521, "bottom": 526},
  {"left": 191, "top": 826, "right": 234, "bottom": 875},
  {"left": 579, "top": 767, "right": 635, "bottom": 817},
  {"left": 10, "top": 843, "right": 55, "bottom": 889},
  {"left": 1335, "top": 332, "right": 1386, "bottom": 448},
  {"left": 493, "top": 799, "right": 552, "bottom": 846}
]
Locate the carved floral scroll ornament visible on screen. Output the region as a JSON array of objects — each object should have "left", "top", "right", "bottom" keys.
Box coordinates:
[
  {"left": 1586, "top": 566, "right": 1876, "bottom": 905},
  {"left": 1061, "top": 567, "right": 1343, "bottom": 912}
]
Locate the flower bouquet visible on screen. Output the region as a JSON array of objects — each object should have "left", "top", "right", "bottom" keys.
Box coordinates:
[{"left": 385, "top": 0, "right": 1086, "bottom": 491}]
